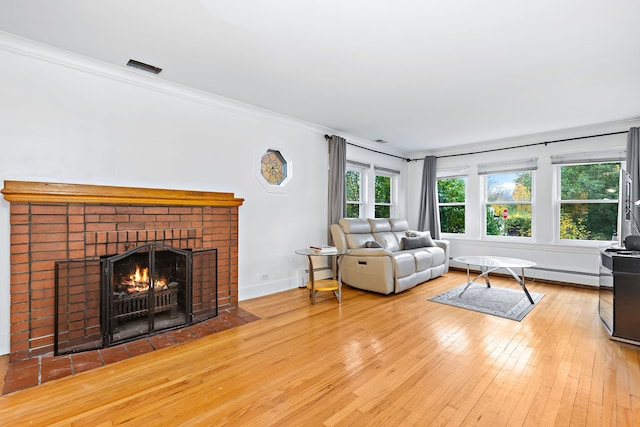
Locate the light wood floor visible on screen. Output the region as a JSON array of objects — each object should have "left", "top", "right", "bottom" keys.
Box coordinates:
[{"left": 0, "top": 270, "right": 638, "bottom": 426}]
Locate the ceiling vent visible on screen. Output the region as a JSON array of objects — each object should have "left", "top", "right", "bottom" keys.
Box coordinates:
[{"left": 126, "top": 59, "right": 162, "bottom": 74}]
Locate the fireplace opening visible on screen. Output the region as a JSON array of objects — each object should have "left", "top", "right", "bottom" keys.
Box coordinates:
[
  {"left": 103, "top": 243, "right": 191, "bottom": 345},
  {"left": 55, "top": 242, "right": 218, "bottom": 355}
]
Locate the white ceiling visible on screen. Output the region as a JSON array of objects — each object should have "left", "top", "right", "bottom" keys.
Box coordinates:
[{"left": 1, "top": 0, "right": 639, "bottom": 154}]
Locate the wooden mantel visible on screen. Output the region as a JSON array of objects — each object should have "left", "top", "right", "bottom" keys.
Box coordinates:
[{"left": 1, "top": 180, "right": 244, "bottom": 207}]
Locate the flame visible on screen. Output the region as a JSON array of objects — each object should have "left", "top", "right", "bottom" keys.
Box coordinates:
[
  {"left": 132, "top": 266, "right": 149, "bottom": 285},
  {"left": 123, "top": 266, "right": 150, "bottom": 292},
  {"left": 121, "top": 266, "right": 169, "bottom": 292},
  {"left": 154, "top": 278, "right": 167, "bottom": 288}
]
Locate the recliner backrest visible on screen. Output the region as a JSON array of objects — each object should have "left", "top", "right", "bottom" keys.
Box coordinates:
[{"left": 335, "top": 218, "right": 411, "bottom": 252}]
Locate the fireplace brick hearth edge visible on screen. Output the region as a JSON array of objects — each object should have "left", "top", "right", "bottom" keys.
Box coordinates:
[{"left": 1, "top": 180, "right": 244, "bottom": 362}]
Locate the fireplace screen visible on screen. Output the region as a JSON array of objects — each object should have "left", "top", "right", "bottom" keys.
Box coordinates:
[
  {"left": 55, "top": 243, "right": 217, "bottom": 355},
  {"left": 102, "top": 243, "right": 191, "bottom": 345}
]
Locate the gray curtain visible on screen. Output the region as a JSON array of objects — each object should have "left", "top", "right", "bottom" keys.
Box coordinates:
[
  {"left": 627, "top": 127, "right": 640, "bottom": 227},
  {"left": 417, "top": 155, "right": 441, "bottom": 239},
  {"left": 327, "top": 135, "right": 346, "bottom": 245}
]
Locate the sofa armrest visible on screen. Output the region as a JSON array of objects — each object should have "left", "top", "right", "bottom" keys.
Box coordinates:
[
  {"left": 330, "top": 223, "right": 348, "bottom": 251},
  {"left": 433, "top": 239, "right": 450, "bottom": 272}
]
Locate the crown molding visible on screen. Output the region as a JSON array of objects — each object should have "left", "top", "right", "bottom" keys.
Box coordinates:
[
  {"left": 418, "top": 117, "right": 640, "bottom": 159},
  {"left": 0, "top": 31, "right": 345, "bottom": 138},
  {"left": 0, "top": 30, "right": 437, "bottom": 160}
]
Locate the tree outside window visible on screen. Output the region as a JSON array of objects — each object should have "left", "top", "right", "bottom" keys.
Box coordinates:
[
  {"left": 559, "top": 162, "right": 620, "bottom": 241},
  {"left": 485, "top": 171, "right": 532, "bottom": 237},
  {"left": 346, "top": 169, "right": 362, "bottom": 218},
  {"left": 374, "top": 174, "right": 392, "bottom": 218},
  {"left": 437, "top": 177, "right": 465, "bottom": 233}
]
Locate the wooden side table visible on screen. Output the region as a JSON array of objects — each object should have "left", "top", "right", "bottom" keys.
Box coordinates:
[{"left": 295, "top": 248, "right": 350, "bottom": 304}]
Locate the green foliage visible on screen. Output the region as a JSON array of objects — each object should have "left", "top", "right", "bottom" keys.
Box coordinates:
[
  {"left": 440, "top": 206, "right": 465, "bottom": 233},
  {"left": 438, "top": 178, "right": 465, "bottom": 203},
  {"left": 486, "top": 207, "right": 503, "bottom": 235},
  {"left": 375, "top": 205, "right": 390, "bottom": 218},
  {"left": 486, "top": 204, "right": 531, "bottom": 237},
  {"left": 374, "top": 174, "right": 392, "bottom": 218},
  {"left": 560, "top": 211, "right": 589, "bottom": 240},
  {"left": 561, "top": 163, "right": 619, "bottom": 200},
  {"left": 346, "top": 171, "right": 360, "bottom": 202},
  {"left": 346, "top": 170, "right": 362, "bottom": 218},
  {"left": 560, "top": 163, "right": 620, "bottom": 241},
  {"left": 438, "top": 178, "right": 466, "bottom": 233},
  {"left": 346, "top": 203, "right": 360, "bottom": 218},
  {"left": 560, "top": 203, "right": 617, "bottom": 240},
  {"left": 375, "top": 175, "right": 391, "bottom": 203},
  {"left": 506, "top": 216, "right": 531, "bottom": 237}
]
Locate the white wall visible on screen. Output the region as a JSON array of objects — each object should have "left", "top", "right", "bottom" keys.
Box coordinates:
[
  {"left": 407, "top": 120, "right": 640, "bottom": 286},
  {"left": 0, "top": 33, "right": 407, "bottom": 355}
]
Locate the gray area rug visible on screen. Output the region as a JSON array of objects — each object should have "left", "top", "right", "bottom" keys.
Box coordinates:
[{"left": 428, "top": 283, "right": 544, "bottom": 321}]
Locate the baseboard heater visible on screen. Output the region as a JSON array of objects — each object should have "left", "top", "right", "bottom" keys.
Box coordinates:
[
  {"left": 306, "top": 266, "right": 332, "bottom": 274},
  {"left": 529, "top": 266, "right": 599, "bottom": 278},
  {"left": 450, "top": 264, "right": 598, "bottom": 278}
]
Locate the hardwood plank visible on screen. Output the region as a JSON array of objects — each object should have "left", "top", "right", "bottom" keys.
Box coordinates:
[{"left": 0, "top": 271, "right": 639, "bottom": 425}]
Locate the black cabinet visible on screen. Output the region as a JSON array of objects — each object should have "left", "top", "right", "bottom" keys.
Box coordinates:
[{"left": 600, "top": 248, "right": 640, "bottom": 345}]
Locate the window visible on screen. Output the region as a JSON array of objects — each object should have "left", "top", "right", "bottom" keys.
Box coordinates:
[
  {"left": 485, "top": 171, "right": 533, "bottom": 237},
  {"left": 437, "top": 177, "right": 466, "bottom": 233},
  {"left": 374, "top": 173, "right": 392, "bottom": 218},
  {"left": 558, "top": 162, "right": 621, "bottom": 241},
  {"left": 346, "top": 166, "right": 363, "bottom": 219},
  {"left": 345, "top": 162, "right": 398, "bottom": 218}
]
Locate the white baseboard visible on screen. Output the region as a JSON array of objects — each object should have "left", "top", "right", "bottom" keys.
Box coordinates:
[{"left": 239, "top": 268, "right": 333, "bottom": 301}]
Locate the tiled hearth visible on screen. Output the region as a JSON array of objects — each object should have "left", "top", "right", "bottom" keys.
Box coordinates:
[{"left": 1, "top": 181, "right": 245, "bottom": 392}]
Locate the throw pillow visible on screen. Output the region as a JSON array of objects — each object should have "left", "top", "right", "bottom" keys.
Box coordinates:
[
  {"left": 405, "top": 230, "right": 431, "bottom": 238},
  {"left": 401, "top": 236, "right": 435, "bottom": 250},
  {"left": 365, "top": 240, "right": 383, "bottom": 248}
]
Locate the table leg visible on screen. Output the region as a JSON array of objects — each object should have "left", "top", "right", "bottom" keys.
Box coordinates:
[
  {"left": 459, "top": 264, "right": 501, "bottom": 297},
  {"left": 482, "top": 266, "right": 491, "bottom": 287},
  {"left": 503, "top": 266, "right": 534, "bottom": 304},
  {"left": 334, "top": 254, "right": 343, "bottom": 303},
  {"left": 307, "top": 255, "right": 317, "bottom": 304}
]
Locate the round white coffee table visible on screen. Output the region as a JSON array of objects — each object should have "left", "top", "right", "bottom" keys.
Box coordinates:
[{"left": 453, "top": 256, "right": 536, "bottom": 304}]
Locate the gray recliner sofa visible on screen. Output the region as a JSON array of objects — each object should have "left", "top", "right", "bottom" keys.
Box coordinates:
[{"left": 330, "top": 218, "right": 449, "bottom": 295}]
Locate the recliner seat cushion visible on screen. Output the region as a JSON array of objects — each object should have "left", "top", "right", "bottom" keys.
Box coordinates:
[{"left": 393, "top": 252, "right": 416, "bottom": 278}]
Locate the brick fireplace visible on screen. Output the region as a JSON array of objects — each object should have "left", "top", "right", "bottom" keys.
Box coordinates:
[{"left": 2, "top": 181, "right": 243, "bottom": 362}]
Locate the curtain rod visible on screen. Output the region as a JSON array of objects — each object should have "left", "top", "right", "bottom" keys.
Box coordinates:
[
  {"left": 428, "top": 130, "right": 630, "bottom": 160},
  {"left": 326, "top": 130, "right": 629, "bottom": 162},
  {"left": 324, "top": 135, "right": 412, "bottom": 162}
]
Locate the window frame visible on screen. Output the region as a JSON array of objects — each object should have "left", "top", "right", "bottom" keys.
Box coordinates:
[
  {"left": 482, "top": 170, "right": 535, "bottom": 240},
  {"left": 437, "top": 175, "right": 467, "bottom": 236},
  {"left": 345, "top": 162, "right": 399, "bottom": 219},
  {"left": 373, "top": 168, "right": 397, "bottom": 219},
  {"left": 346, "top": 162, "right": 366, "bottom": 219},
  {"left": 554, "top": 161, "right": 624, "bottom": 244}
]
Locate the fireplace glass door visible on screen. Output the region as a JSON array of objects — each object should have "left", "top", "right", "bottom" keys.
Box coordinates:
[{"left": 102, "top": 243, "right": 191, "bottom": 346}]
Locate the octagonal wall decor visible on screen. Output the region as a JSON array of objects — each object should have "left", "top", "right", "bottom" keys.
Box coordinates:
[{"left": 255, "top": 148, "right": 293, "bottom": 193}]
